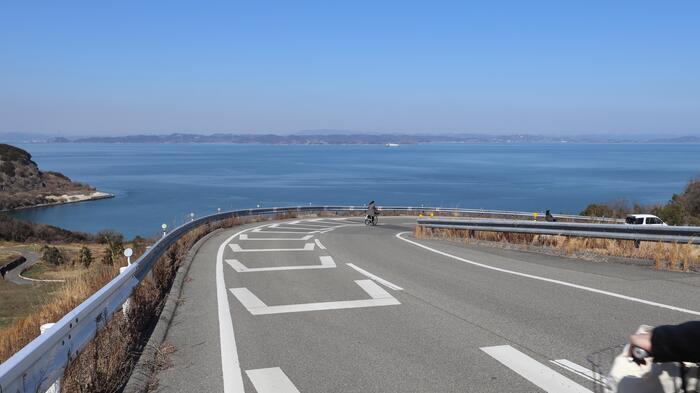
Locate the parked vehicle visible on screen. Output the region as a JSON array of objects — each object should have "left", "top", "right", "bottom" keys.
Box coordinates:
[{"left": 625, "top": 214, "right": 667, "bottom": 226}]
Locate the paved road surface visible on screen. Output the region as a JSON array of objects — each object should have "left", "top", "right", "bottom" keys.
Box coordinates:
[
  {"left": 2, "top": 248, "right": 39, "bottom": 285},
  {"left": 155, "top": 216, "right": 700, "bottom": 392}
]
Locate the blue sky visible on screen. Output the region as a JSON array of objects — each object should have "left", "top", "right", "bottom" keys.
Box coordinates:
[{"left": 1, "top": 1, "right": 699, "bottom": 135}]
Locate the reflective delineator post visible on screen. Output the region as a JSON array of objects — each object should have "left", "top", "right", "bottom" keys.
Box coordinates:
[{"left": 40, "top": 323, "right": 60, "bottom": 393}]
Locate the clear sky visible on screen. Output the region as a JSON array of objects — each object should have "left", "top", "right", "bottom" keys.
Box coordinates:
[{"left": 1, "top": 1, "right": 699, "bottom": 136}]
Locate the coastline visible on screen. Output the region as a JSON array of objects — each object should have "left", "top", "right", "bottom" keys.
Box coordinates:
[{"left": 1, "top": 191, "right": 114, "bottom": 213}]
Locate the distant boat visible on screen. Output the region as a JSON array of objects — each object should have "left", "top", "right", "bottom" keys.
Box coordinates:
[{"left": 385, "top": 143, "right": 400, "bottom": 147}]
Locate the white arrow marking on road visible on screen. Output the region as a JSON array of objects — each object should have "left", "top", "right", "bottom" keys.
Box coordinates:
[
  {"left": 229, "top": 243, "right": 315, "bottom": 252},
  {"left": 346, "top": 263, "right": 403, "bottom": 291},
  {"left": 397, "top": 232, "right": 700, "bottom": 316},
  {"left": 226, "top": 256, "right": 336, "bottom": 272},
  {"left": 277, "top": 225, "right": 334, "bottom": 231},
  {"left": 239, "top": 234, "right": 314, "bottom": 241},
  {"left": 253, "top": 229, "right": 320, "bottom": 234},
  {"left": 217, "top": 223, "right": 277, "bottom": 393},
  {"left": 246, "top": 367, "right": 300, "bottom": 393},
  {"left": 481, "top": 345, "right": 591, "bottom": 393},
  {"left": 230, "top": 279, "right": 400, "bottom": 315}
]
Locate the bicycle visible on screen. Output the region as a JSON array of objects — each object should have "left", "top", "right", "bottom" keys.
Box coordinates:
[{"left": 364, "top": 215, "right": 378, "bottom": 226}]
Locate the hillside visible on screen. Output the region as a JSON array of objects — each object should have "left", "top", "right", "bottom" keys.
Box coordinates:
[{"left": 0, "top": 144, "right": 110, "bottom": 210}]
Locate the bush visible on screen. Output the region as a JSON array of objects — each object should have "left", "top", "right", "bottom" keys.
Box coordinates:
[
  {"left": 653, "top": 203, "right": 686, "bottom": 226},
  {"left": 580, "top": 203, "right": 615, "bottom": 218},
  {"left": 42, "top": 246, "right": 65, "bottom": 266},
  {"left": 0, "top": 214, "right": 96, "bottom": 243},
  {"left": 79, "top": 247, "right": 93, "bottom": 268},
  {"left": 1, "top": 161, "right": 15, "bottom": 177}
]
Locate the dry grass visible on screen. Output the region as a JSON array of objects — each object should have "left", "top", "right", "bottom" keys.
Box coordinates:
[
  {"left": 0, "top": 264, "right": 120, "bottom": 362},
  {"left": 58, "top": 213, "right": 296, "bottom": 392},
  {"left": 415, "top": 226, "right": 700, "bottom": 272}
]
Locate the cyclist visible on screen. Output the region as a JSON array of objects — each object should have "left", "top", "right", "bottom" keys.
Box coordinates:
[{"left": 366, "top": 200, "right": 378, "bottom": 225}]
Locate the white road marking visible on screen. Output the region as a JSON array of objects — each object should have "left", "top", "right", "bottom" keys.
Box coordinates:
[
  {"left": 230, "top": 279, "right": 400, "bottom": 315},
  {"left": 314, "top": 239, "right": 326, "bottom": 250},
  {"left": 246, "top": 367, "right": 300, "bottom": 393},
  {"left": 346, "top": 263, "right": 404, "bottom": 291},
  {"left": 550, "top": 359, "right": 603, "bottom": 384},
  {"left": 226, "top": 256, "right": 336, "bottom": 272},
  {"left": 294, "top": 222, "right": 344, "bottom": 228},
  {"left": 253, "top": 229, "right": 320, "bottom": 234},
  {"left": 217, "top": 223, "right": 273, "bottom": 392},
  {"left": 480, "top": 345, "right": 591, "bottom": 393},
  {"left": 239, "top": 234, "right": 314, "bottom": 241},
  {"left": 277, "top": 225, "right": 334, "bottom": 231},
  {"left": 396, "top": 232, "right": 700, "bottom": 316},
  {"left": 229, "top": 243, "right": 315, "bottom": 252}
]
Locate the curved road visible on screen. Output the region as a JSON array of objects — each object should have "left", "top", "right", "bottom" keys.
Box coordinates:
[
  {"left": 2, "top": 248, "right": 40, "bottom": 285},
  {"left": 155, "top": 216, "right": 700, "bottom": 393}
]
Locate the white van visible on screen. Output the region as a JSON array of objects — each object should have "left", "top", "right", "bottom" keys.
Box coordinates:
[{"left": 625, "top": 214, "right": 667, "bottom": 226}]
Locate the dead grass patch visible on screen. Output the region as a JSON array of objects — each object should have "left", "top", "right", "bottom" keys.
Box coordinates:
[{"left": 415, "top": 226, "right": 700, "bottom": 272}]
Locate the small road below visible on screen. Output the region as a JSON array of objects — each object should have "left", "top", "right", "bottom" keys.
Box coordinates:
[
  {"left": 154, "top": 216, "right": 700, "bottom": 392},
  {"left": 2, "top": 248, "right": 40, "bottom": 286}
]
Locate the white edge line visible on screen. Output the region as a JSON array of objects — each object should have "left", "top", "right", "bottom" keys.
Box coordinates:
[
  {"left": 217, "top": 223, "right": 272, "bottom": 392},
  {"left": 395, "top": 232, "right": 700, "bottom": 316},
  {"left": 346, "top": 263, "right": 404, "bottom": 291}
]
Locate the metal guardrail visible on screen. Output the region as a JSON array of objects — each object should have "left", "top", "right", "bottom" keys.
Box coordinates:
[
  {"left": 0, "top": 205, "right": 615, "bottom": 392},
  {"left": 417, "top": 218, "right": 700, "bottom": 244}
]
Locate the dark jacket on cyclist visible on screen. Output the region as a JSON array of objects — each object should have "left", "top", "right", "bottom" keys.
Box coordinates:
[
  {"left": 367, "top": 201, "right": 377, "bottom": 217},
  {"left": 652, "top": 321, "right": 700, "bottom": 362}
]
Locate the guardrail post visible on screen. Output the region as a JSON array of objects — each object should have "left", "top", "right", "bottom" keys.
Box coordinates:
[
  {"left": 40, "top": 323, "right": 60, "bottom": 393},
  {"left": 119, "top": 266, "right": 132, "bottom": 317}
]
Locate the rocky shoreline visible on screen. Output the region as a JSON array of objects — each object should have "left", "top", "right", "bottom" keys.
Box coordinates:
[{"left": 3, "top": 191, "right": 114, "bottom": 212}]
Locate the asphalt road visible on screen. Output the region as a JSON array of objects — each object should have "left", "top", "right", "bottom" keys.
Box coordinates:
[
  {"left": 155, "top": 216, "right": 700, "bottom": 393},
  {"left": 1, "top": 248, "right": 39, "bottom": 285}
]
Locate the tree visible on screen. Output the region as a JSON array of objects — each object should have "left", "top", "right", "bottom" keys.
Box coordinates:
[
  {"left": 79, "top": 246, "right": 93, "bottom": 268},
  {"left": 580, "top": 204, "right": 615, "bottom": 218},
  {"left": 41, "top": 246, "right": 64, "bottom": 266}
]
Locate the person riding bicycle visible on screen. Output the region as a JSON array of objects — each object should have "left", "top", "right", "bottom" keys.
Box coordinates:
[{"left": 366, "top": 201, "right": 378, "bottom": 222}]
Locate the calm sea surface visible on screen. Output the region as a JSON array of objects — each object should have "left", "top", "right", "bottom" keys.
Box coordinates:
[{"left": 8, "top": 143, "right": 700, "bottom": 238}]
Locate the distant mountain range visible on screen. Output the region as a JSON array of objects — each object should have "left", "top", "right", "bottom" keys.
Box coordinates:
[{"left": 2, "top": 132, "right": 699, "bottom": 145}]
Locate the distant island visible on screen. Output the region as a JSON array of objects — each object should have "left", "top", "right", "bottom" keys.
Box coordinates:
[
  {"left": 2, "top": 132, "right": 699, "bottom": 145},
  {"left": 0, "top": 144, "right": 112, "bottom": 211},
  {"left": 41, "top": 133, "right": 700, "bottom": 145}
]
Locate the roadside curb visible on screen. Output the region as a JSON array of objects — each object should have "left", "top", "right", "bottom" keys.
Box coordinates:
[{"left": 123, "top": 228, "right": 226, "bottom": 393}]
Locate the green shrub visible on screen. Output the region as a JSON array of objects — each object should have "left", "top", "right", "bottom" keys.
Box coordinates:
[
  {"left": 580, "top": 203, "right": 615, "bottom": 218},
  {"left": 41, "top": 246, "right": 65, "bottom": 266},
  {"left": 79, "top": 246, "right": 93, "bottom": 268}
]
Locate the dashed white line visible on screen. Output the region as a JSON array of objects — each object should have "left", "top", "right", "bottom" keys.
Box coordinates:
[
  {"left": 396, "top": 232, "right": 700, "bottom": 316},
  {"left": 480, "top": 345, "right": 591, "bottom": 393},
  {"left": 346, "top": 263, "right": 403, "bottom": 291},
  {"left": 246, "top": 367, "right": 301, "bottom": 393},
  {"left": 314, "top": 238, "right": 326, "bottom": 250},
  {"left": 230, "top": 280, "right": 400, "bottom": 315}
]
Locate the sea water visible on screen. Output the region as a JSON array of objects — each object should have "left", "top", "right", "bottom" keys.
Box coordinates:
[{"left": 8, "top": 143, "right": 700, "bottom": 238}]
